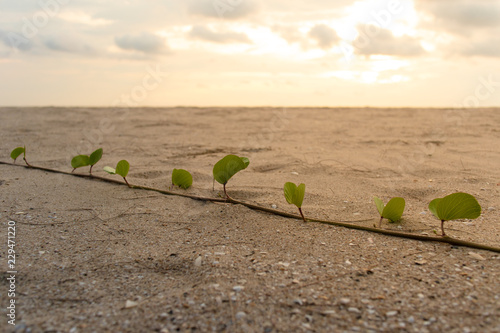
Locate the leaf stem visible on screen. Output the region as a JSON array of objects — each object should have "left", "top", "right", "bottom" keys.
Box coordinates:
[
  {"left": 123, "top": 177, "right": 131, "bottom": 188},
  {"left": 378, "top": 216, "right": 383, "bottom": 228},
  {"left": 298, "top": 208, "right": 306, "bottom": 222},
  {"left": 23, "top": 156, "right": 32, "bottom": 167},
  {"left": 23, "top": 146, "right": 32, "bottom": 167},
  {"left": 441, "top": 220, "right": 446, "bottom": 237}
]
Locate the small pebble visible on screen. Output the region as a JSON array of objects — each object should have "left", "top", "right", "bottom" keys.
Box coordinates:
[
  {"left": 321, "top": 310, "right": 336, "bottom": 316},
  {"left": 340, "top": 298, "right": 350, "bottom": 305},
  {"left": 468, "top": 252, "right": 486, "bottom": 261},
  {"left": 291, "top": 172, "right": 299, "bottom": 175},
  {"left": 235, "top": 311, "right": 247, "bottom": 320},
  {"left": 487, "top": 207, "right": 495, "bottom": 211},
  {"left": 348, "top": 307, "right": 361, "bottom": 313},
  {"left": 271, "top": 204, "right": 277, "bottom": 209},
  {"left": 386, "top": 311, "right": 398, "bottom": 317},
  {"left": 125, "top": 300, "right": 138, "bottom": 308},
  {"left": 293, "top": 299, "right": 303, "bottom": 306},
  {"left": 233, "top": 286, "right": 245, "bottom": 292},
  {"left": 194, "top": 256, "right": 202, "bottom": 267}
]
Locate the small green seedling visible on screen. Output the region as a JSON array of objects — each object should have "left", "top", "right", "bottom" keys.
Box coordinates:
[
  {"left": 172, "top": 169, "right": 193, "bottom": 189},
  {"left": 71, "top": 148, "right": 103, "bottom": 174},
  {"left": 10, "top": 146, "right": 31, "bottom": 167},
  {"left": 104, "top": 160, "right": 131, "bottom": 187},
  {"left": 213, "top": 154, "right": 249, "bottom": 198},
  {"left": 428, "top": 192, "right": 481, "bottom": 236},
  {"left": 284, "top": 182, "right": 306, "bottom": 222},
  {"left": 373, "top": 196, "right": 405, "bottom": 227}
]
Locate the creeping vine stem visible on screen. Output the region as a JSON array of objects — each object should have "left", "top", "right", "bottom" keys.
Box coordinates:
[{"left": 1, "top": 160, "right": 499, "bottom": 254}]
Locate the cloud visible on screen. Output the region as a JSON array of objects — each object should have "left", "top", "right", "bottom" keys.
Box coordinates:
[
  {"left": 415, "top": 0, "right": 500, "bottom": 35},
  {"left": 189, "top": 25, "right": 252, "bottom": 44},
  {"left": 0, "top": 29, "right": 33, "bottom": 52},
  {"left": 460, "top": 38, "right": 500, "bottom": 58},
  {"left": 43, "top": 35, "right": 94, "bottom": 54},
  {"left": 115, "top": 32, "right": 168, "bottom": 54},
  {"left": 353, "top": 24, "right": 424, "bottom": 57},
  {"left": 308, "top": 24, "right": 338, "bottom": 50},
  {"left": 414, "top": 0, "right": 500, "bottom": 58},
  {"left": 187, "top": 0, "right": 259, "bottom": 20}
]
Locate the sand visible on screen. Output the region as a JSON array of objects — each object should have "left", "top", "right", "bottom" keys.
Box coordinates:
[{"left": 0, "top": 107, "right": 499, "bottom": 333}]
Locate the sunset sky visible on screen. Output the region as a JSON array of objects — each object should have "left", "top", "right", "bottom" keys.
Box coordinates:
[{"left": 1, "top": 0, "right": 499, "bottom": 107}]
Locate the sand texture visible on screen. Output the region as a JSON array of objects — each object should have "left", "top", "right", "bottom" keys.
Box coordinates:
[{"left": 1, "top": 107, "right": 499, "bottom": 332}]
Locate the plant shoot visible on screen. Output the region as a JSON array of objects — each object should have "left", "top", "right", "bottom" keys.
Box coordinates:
[
  {"left": 213, "top": 154, "right": 249, "bottom": 198},
  {"left": 284, "top": 182, "right": 306, "bottom": 221},
  {"left": 373, "top": 196, "right": 405, "bottom": 227},
  {"left": 428, "top": 192, "right": 481, "bottom": 236},
  {"left": 104, "top": 160, "right": 131, "bottom": 187}
]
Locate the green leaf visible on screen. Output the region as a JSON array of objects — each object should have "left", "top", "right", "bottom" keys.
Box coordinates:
[
  {"left": 89, "top": 148, "right": 103, "bottom": 166},
  {"left": 103, "top": 166, "right": 116, "bottom": 174},
  {"left": 382, "top": 197, "right": 405, "bottom": 222},
  {"left": 10, "top": 147, "right": 25, "bottom": 162},
  {"left": 213, "top": 155, "right": 249, "bottom": 185},
  {"left": 71, "top": 155, "right": 90, "bottom": 169},
  {"left": 434, "top": 192, "right": 481, "bottom": 221},
  {"left": 373, "top": 196, "right": 384, "bottom": 216},
  {"left": 284, "top": 182, "right": 305, "bottom": 208},
  {"left": 115, "top": 160, "right": 130, "bottom": 178},
  {"left": 172, "top": 169, "right": 193, "bottom": 189},
  {"left": 428, "top": 198, "right": 441, "bottom": 219}
]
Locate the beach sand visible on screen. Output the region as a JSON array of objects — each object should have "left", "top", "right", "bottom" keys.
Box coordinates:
[{"left": 1, "top": 107, "right": 499, "bottom": 332}]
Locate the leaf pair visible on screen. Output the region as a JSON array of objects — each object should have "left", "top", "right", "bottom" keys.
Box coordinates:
[
  {"left": 71, "top": 148, "right": 103, "bottom": 174},
  {"left": 428, "top": 192, "right": 481, "bottom": 236},
  {"left": 10, "top": 146, "right": 31, "bottom": 166},
  {"left": 104, "top": 160, "right": 131, "bottom": 187},
  {"left": 374, "top": 196, "right": 405, "bottom": 227},
  {"left": 213, "top": 155, "right": 249, "bottom": 198},
  {"left": 284, "top": 182, "right": 306, "bottom": 221}
]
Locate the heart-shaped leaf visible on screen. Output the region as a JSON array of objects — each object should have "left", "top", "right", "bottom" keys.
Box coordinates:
[
  {"left": 172, "top": 169, "right": 193, "bottom": 189},
  {"left": 89, "top": 148, "right": 103, "bottom": 166},
  {"left": 430, "top": 192, "right": 481, "bottom": 221},
  {"left": 10, "top": 147, "right": 25, "bottom": 162},
  {"left": 71, "top": 155, "right": 90, "bottom": 169},
  {"left": 103, "top": 166, "right": 116, "bottom": 174},
  {"left": 115, "top": 160, "right": 130, "bottom": 178},
  {"left": 213, "top": 155, "right": 249, "bottom": 185},
  {"left": 284, "top": 182, "right": 305, "bottom": 208},
  {"left": 382, "top": 197, "right": 405, "bottom": 222},
  {"left": 373, "top": 196, "right": 384, "bottom": 216}
]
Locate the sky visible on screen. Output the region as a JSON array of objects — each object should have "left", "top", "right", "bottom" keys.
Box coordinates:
[{"left": 0, "top": 0, "right": 499, "bottom": 107}]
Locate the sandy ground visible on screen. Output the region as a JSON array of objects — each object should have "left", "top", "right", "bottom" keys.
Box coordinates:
[{"left": 0, "top": 107, "right": 499, "bottom": 333}]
